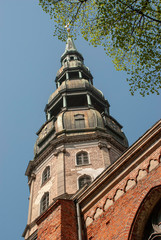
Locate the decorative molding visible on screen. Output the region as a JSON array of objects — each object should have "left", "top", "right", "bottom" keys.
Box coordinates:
[
  {"left": 28, "top": 173, "right": 36, "bottom": 185},
  {"left": 114, "top": 189, "right": 124, "bottom": 201},
  {"left": 104, "top": 198, "right": 113, "bottom": 210},
  {"left": 93, "top": 208, "right": 103, "bottom": 220},
  {"left": 149, "top": 159, "right": 159, "bottom": 172},
  {"left": 85, "top": 217, "right": 93, "bottom": 227},
  {"left": 136, "top": 169, "right": 147, "bottom": 182},
  {"left": 125, "top": 179, "right": 136, "bottom": 192},
  {"left": 98, "top": 141, "right": 108, "bottom": 149},
  {"left": 85, "top": 154, "right": 161, "bottom": 227},
  {"left": 54, "top": 148, "right": 66, "bottom": 156}
]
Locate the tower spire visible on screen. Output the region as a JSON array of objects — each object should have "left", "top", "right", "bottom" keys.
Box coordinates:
[
  {"left": 56, "top": 34, "right": 94, "bottom": 88},
  {"left": 65, "top": 35, "right": 77, "bottom": 52},
  {"left": 64, "top": 23, "right": 77, "bottom": 52}
]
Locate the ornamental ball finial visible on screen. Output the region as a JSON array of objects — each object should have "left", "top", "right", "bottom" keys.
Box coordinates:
[{"left": 65, "top": 23, "right": 70, "bottom": 35}]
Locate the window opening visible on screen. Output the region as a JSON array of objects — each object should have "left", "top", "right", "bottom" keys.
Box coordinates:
[
  {"left": 42, "top": 166, "right": 50, "bottom": 184},
  {"left": 68, "top": 71, "right": 79, "bottom": 79},
  {"left": 67, "top": 96, "right": 87, "bottom": 108},
  {"left": 143, "top": 199, "right": 161, "bottom": 239},
  {"left": 79, "top": 175, "right": 92, "bottom": 189},
  {"left": 50, "top": 98, "right": 63, "bottom": 118},
  {"left": 76, "top": 151, "right": 89, "bottom": 165},
  {"left": 74, "top": 114, "right": 85, "bottom": 129},
  {"left": 40, "top": 192, "right": 49, "bottom": 214},
  {"left": 70, "top": 56, "right": 74, "bottom": 61}
]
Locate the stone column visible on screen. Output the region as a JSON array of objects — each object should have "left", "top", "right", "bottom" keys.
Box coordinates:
[
  {"left": 63, "top": 95, "right": 67, "bottom": 108},
  {"left": 79, "top": 71, "right": 82, "bottom": 78},
  {"left": 66, "top": 72, "right": 69, "bottom": 80},
  {"left": 98, "top": 142, "right": 111, "bottom": 168},
  {"left": 55, "top": 148, "right": 66, "bottom": 196},
  {"left": 87, "top": 94, "right": 92, "bottom": 106},
  {"left": 27, "top": 173, "right": 36, "bottom": 225},
  {"left": 47, "top": 112, "right": 51, "bottom": 120}
]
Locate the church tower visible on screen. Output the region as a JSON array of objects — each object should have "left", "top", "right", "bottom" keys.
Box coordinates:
[{"left": 23, "top": 36, "right": 128, "bottom": 240}]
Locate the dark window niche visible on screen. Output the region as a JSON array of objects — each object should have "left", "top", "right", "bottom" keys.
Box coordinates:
[
  {"left": 78, "top": 175, "right": 92, "bottom": 189},
  {"left": 67, "top": 95, "right": 87, "bottom": 108}
]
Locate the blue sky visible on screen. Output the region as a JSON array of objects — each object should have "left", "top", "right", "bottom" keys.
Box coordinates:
[{"left": 0, "top": 1, "right": 160, "bottom": 239}]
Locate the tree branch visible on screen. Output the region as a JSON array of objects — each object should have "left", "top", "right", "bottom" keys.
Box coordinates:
[{"left": 118, "top": 0, "right": 161, "bottom": 23}]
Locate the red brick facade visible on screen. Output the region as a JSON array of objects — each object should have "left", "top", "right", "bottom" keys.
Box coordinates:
[
  {"left": 85, "top": 152, "right": 161, "bottom": 240},
  {"left": 36, "top": 199, "right": 78, "bottom": 240}
]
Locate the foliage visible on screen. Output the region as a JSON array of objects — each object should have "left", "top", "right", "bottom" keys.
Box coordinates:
[{"left": 39, "top": 0, "right": 161, "bottom": 96}]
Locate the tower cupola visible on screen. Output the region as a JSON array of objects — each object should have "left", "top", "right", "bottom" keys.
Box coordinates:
[{"left": 55, "top": 36, "right": 93, "bottom": 88}]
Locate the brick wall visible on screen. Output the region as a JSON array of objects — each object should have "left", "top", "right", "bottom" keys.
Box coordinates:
[
  {"left": 36, "top": 199, "right": 78, "bottom": 240},
  {"left": 65, "top": 142, "right": 121, "bottom": 194},
  {"left": 65, "top": 144, "right": 105, "bottom": 194},
  {"left": 84, "top": 147, "right": 161, "bottom": 240}
]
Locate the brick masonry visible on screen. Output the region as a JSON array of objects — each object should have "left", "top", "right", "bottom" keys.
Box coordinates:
[
  {"left": 34, "top": 146, "right": 161, "bottom": 240},
  {"left": 36, "top": 199, "right": 78, "bottom": 240},
  {"left": 84, "top": 147, "right": 161, "bottom": 240},
  {"left": 30, "top": 141, "right": 120, "bottom": 224}
]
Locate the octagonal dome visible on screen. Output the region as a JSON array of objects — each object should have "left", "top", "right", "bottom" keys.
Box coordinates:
[
  {"left": 55, "top": 108, "right": 105, "bottom": 134},
  {"left": 48, "top": 79, "right": 104, "bottom": 104}
]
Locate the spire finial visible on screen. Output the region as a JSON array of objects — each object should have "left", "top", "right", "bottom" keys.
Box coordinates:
[{"left": 65, "top": 23, "right": 70, "bottom": 36}]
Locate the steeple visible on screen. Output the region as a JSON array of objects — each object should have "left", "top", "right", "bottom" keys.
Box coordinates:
[
  {"left": 62, "top": 24, "right": 83, "bottom": 62},
  {"left": 23, "top": 37, "right": 128, "bottom": 240},
  {"left": 64, "top": 36, "right": 77, "bottom": 52},
  {"left": 56, "top": 36, "right": 93, "bottom": 88},
  {"left": 61, "top": 36, "right": 83, "bottom": 62}
]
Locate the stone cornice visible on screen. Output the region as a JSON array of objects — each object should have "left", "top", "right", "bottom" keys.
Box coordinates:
[
  {"left": 72, "top": 120, "right": 161, "bottom": 211},
  {"left": 28, "top": 173, "right": 36, "bottom": 185},
  {"left": 22, "top": 220, "right": 36, "bottom": 238},
  {"left": 25, "top": 130, "right": 127, "bottom": 177},
  {"left": 46, "top": 81, "right": 107, "bottom": 110},
  {"left": 25, "top": 144, "right": 54, "bottom": 177}
]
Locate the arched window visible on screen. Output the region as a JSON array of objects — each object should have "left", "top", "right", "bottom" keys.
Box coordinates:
[
  {"left": 40, "top": 192, "right": 49, "bottom": 214},
  {"left": 143, "top": 198, "right": 161, "bottom": 239},
  {"left": 76, "top": 151, "right": 89, "bottom": 165},
  {"left": 70, "top": 56, "right": 74, "bottom": 61},
  {"left": 78, "top": 175, "right": 92, "bottom": 189},
  {"left": 42, "top": 166, "right": 50, "bottom": 184},
  {"left": 129, "top": 186, "right": 161, "bottom": 240}
]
